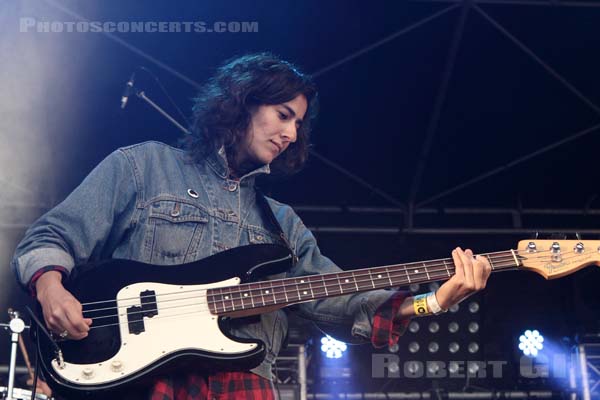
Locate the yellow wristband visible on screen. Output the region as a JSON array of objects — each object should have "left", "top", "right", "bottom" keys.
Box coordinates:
[{"left": 413, "top": 293, "right": 430, "bottom": 316}]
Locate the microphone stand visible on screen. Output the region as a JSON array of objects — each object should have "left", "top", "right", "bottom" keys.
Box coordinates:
[
  {"left": 1, "top": 311, "right": 28, "bottom": 400},
  {"left": 133, "top": 89, "right": 191, "bottom": 135}
]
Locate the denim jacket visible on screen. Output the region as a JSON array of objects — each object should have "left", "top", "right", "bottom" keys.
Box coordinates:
[{"left": 12, "top": 141, "right": 395, "bottom": 380}]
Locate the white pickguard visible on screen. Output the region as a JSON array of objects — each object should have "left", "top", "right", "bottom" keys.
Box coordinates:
[{"left": 52, "top": 277, "right": 256, "bottom": 386}]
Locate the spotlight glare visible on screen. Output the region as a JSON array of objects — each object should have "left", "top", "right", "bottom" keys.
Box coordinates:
[
  {"left": 518, "top": 329, "right": 544, "bottom": 357},
  {"left": 320, "top": 335, "right": 347, "bottom": 359}
]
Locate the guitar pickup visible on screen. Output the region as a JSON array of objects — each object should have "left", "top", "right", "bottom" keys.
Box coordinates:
[{"left": 126, "top": 290, "right": 158, "bottom": 335}]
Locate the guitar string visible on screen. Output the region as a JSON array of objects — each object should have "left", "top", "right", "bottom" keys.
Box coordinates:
[
  {"left": 85, "top": 261, "right": 524, "bottom": 331},
  {"left": 80, "top": 253, "right": 520, "bottom": 316},
  {"left": 79, "top": 248, "right": 525, "bottom": 309},
  {"left": 81, "top": 248, "right": 579, "bottom": 317},
  {"left": 84, "top": 248, "right": 592, "bottom": 326}
]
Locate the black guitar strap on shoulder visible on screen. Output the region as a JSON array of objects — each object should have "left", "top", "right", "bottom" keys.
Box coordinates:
[{"left": 255, "top": 188, "right": 298, "bottom": 266}]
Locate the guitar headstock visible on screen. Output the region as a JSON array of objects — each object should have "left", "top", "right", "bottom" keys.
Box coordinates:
[{"left": 517, "top": 239, "right": 600, "bottom": 279}]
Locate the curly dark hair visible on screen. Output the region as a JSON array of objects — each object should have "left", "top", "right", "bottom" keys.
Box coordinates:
[{"left": 186, "top": 52, "right": 318, "bottom": 175}]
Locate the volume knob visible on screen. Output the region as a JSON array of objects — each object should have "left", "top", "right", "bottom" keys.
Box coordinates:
[
  {"left": 111, "top": 360, "right": 123, "bottom": 372},
  {"left": 82, "top": 367, "right": 95, "bottom": 379}
]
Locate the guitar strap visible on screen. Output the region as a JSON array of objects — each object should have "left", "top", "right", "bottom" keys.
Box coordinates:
[{"left": 255, "top": 188, "right": 299, "bottom": 266}]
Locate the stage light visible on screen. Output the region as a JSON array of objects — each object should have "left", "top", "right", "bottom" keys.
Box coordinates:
[
  {"left": 408, "top": 341, "right": 420, "bottom": 353},
  {"left": 388, "top": 361, "right": 400, "bottom": 374},
  {"left": 388, "top": 343, "right": 399, "bottom": 353},
  {"left": 468, "top": 342, "right": 479, "bottom": 353},
  {"left": 468, "top": 301, "right": 479, "bottom": 313},
  {"left": 448, "top": 321, "right": 459, "bottom": 333},
  {"left": 467, "top": 362, "right": 480, "bottom": 374},
  {"left": 468, "top": 322, "right": 479, "bottom": 333},
  {"left": 428, "top": 282, "right": 440, "bottom": 292},
  {"left": 428, "top": 342, "right": 439, "bottom": 353},
  {"left": 320, "top": 335, "right": 347, "bottom": 359},
  {"left": 518, "top": 329, "right": 544, "bottom": 357},
  {"left": 406, "top": 361, "right": 422, "bottom": 375},
  {"left": 448, "top": 361, "right": 460, "bottom": 374},
  {"left": 449, "top": 304, "right": 459, "bottom": 313},
  {"left": 427, "top": 361, "right": 441, "bottom": 374},
  {"left": 408, "top": 321, "right": 420, "bottom": 333},
  {"left": 448, "top": 342, "right": 460, "bottom": 354},
  {"left": 409, "top": 284, "right": 420, "bottom": 293},
  {"left": 428, "top": 322, "right": 439, "bottom": 333}
]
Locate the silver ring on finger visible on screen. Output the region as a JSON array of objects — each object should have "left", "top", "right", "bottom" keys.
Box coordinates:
[{"left": 59, "top": 330, "right": 68, "bottom": 339}]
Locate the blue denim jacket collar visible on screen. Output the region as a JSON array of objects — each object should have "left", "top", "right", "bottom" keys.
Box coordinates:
[{"left": 205, "top": 145, "right": 271, "bottom": 182}]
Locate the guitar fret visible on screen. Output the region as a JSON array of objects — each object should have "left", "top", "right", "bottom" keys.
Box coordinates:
[
  {"left": 322, "top": 275, "right": 329, "bottom": 296},
  {"left": 242, "top": 285, "right": 254, "bottom": 308},
  {"left": 424, "top": 263, "right": 430, "bottom": 281},
  {"left": 269, "top": 281, "right": 277, "bottom": 304},
  {"left": 259, "top": 283, "right": 266, "bottom": 307},
  {"left": 368, "top": 270, "right": 375, "bottom": 289},
  {"left": 295, "top": 279, "right": 302, "bottom": 301},
  {"left": 352, "top": 272, "right": 359, "bottom": 292},
  {"left": 405, "top": 267, "right": 411, "bottom": 284},
  {"left": 337, "top": 275, "right": 344, "bottom": 294},
  {"left": 386, "top": 268, "right": 393, "bottom": 287},
  {"left": 443, "top": 259, "right": 451, "bottom": 277},
  {"left": 219, "top": 288, "right": 227, "bottom": 313},
  {"left": 232, "top": 287, "right": 243, "bottom": 310},
  {"left": 487, "top": 254, "right": 495, "bottom": 270},
  {"left": 283, "top": 282, "right": 289, "bottom": 303},
  {"left": 297, "top": 278, "right": 310, "bottom": 300}
]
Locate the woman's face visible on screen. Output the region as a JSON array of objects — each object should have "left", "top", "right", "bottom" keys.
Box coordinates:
[{"left": 238, "top": 94, "right": 308, "bottom": 167}]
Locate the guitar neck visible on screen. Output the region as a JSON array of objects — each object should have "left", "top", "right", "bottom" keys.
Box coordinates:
[{"left": 207, "top": 249, "right": 521, "bottom": 317}]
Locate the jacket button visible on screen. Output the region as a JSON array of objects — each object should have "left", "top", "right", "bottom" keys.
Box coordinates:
[{"left": 227, "top": 183, "right": 238, "bottom": 192}]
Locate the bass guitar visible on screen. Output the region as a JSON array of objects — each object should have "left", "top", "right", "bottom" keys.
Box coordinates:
[{"left": 35, "top": 239, "right": 599, "bottom": 397}]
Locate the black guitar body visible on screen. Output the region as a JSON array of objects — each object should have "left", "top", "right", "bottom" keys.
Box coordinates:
[{"left": 35, "top": 244, "right": 293, "bottom": 398}]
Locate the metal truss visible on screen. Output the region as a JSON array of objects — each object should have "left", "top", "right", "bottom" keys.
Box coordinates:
[
  {"left": 295, "top": 205, "right": 600, "bottom": 235},
  {"left": 6, "top": 0, "right": 596, "bottom": 235},
  {"left": 412, "top": 0, "right": 600, "bottom": 7},
  {"left": 573, "top": 336, "right": 600, "bottom": 400}
]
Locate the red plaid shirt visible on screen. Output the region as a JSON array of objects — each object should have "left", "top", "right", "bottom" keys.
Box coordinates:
[
  {"left": 149, "top": 291, "right": 410, "bottom": 400},
  {"left": 30, "top": 271, "right": 409, "bottom": 400}
]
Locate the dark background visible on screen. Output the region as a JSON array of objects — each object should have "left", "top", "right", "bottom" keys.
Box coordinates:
[{"left": 1, "top": 0, "right": 599, "bottom": 394}]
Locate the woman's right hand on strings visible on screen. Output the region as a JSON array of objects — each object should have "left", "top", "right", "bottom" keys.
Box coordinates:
[{"left": 35, "top": 271, "right": 92, "bottom": 340}]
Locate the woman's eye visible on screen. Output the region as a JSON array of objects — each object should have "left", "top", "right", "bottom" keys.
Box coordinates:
[{"left": 278, "top": 112, "right": 288, "bottom": 120}]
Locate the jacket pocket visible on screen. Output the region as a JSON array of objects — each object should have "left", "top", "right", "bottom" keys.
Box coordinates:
[
  {"left": 245, "top": 226, "right": 280, "bottom": 245},
  {"left": 145, "top": 199, "right": 209, "bottom": 264}
]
